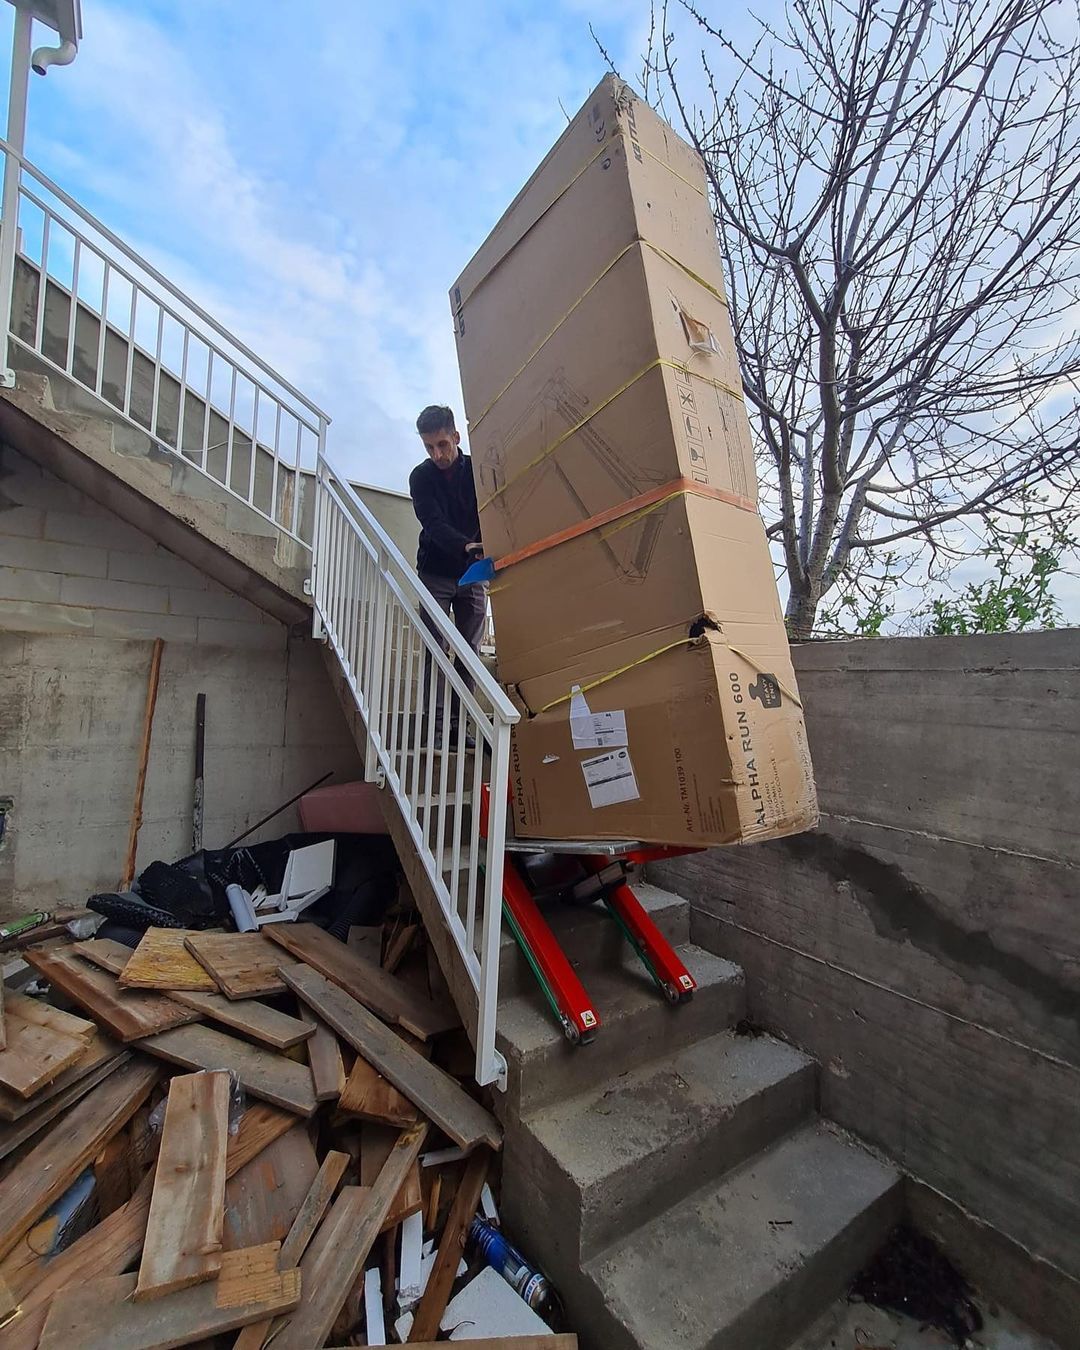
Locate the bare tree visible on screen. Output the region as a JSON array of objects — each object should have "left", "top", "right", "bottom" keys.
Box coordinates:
[{"left": 639, "top": 0, "right": 1080, "bottom": 637}]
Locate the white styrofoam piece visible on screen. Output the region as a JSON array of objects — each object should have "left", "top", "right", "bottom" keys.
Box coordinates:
[
  {"left": 398, "top": 1210, "right": 424, "bottom": 1310},
  {"left": 421, "top": 1145, "right": 467, "bottom": 1167},
  {"left": 285, "top": 839, "right": 336, "bottom": 898},
  {"left": 480, "top": 1182, "right": 499, "bottom": 1222},
  {"left": 442, "top": 1267, "right": 551, "bottom": 1340},
  {"left": 364, "top": 1266, "right": 386, "bottom": 1345}
]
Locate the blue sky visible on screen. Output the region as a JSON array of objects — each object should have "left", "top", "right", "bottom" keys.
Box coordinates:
[
  {"left": 4, "top": 0, "right": 1075, "bottom": 623},
  {"left": 5, "top": 0, "right": 668, "bottom": 489}
]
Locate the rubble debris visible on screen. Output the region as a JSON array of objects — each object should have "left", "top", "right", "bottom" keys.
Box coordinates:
[
  {"left": 0, "top": 855, "right": 572, "bottom": 1346},
  {"left": 850, "top": 1222, "right": 984, "bottom": 1346}
]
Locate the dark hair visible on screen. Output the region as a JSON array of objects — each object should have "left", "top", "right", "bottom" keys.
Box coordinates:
[{"left": 416, "top": 405, "right": 456, "bottom": 436}]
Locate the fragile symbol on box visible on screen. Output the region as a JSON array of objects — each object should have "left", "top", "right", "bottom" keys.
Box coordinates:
[{"left": 581, "top": 748, "right": 640, "bottom": 808}]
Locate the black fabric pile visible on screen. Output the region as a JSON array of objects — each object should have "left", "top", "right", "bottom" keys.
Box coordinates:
[
  {"left": 88, "top": 832, "right": 399, "bottom": 944},
  {"left": 850, "top": 1223, "right": 983, "bottom": 1346}
]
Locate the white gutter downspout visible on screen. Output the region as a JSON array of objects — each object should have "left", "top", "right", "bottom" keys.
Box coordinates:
[{"left": 31, "top": 38, "right": 77, "bottom": 76}]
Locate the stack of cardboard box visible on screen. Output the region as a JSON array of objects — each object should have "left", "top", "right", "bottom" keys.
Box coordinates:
[{"left": 452, "top": 76, "right": 817, "bottom": 847}]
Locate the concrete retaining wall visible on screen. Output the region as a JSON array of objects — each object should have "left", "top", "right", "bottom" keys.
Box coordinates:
[
  {"left": 651, "top": 632, "right": 1080, "bottom": 1282},
  {"left": 0, "top": 442, "right": 363, "bottom": 917}
]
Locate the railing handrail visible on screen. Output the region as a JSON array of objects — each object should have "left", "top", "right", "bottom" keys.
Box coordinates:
[
  {"left": 318, "top": 452, "right": 519, "bottom": 723},
  {"left": 0, "top": 136, "right": 331, "bottom": 426}
]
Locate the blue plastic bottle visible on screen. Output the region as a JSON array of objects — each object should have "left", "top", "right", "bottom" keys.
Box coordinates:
[{"left": 467, "top": 1217, "right": 558, "bottom": 1319}]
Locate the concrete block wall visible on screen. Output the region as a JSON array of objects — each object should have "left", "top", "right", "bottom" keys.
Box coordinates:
[
  {"left": 651, "top": 631, "right": 1080, "bottom": 1288},
  {"left": 0, "top": 442, "right": 363, "bottom": 917}
]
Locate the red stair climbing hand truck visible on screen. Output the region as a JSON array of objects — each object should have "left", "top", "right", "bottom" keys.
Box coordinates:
[{"left": 480, "top": 784, "right": 700, "bottom": 1045}]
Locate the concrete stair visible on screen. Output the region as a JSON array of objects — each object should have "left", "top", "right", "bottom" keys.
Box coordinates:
[
  {"left": 497, "top": 882, "right": 902, "bottom": 1350},
  {"left": 0, "top": 355, "right": 312, "bottom": 624}
]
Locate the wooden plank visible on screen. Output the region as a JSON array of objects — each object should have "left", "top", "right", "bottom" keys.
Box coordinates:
[
  {"left": 273, "top": 1122, "right": 429, "bottom": 1350},
  {"left": 303, "top": 1013, "right": 345, "bottom": 1101},
  {"left": 380, "top": 1161, "right": 422, "bottom": 1235},
  {"left": 0, "top": 1056, "right": 158, "bottom": 1262},
  {"left": 231, "top": 1149, "right": 349, "bottom": 1350},
  {"left": 119, "top": 927, "right": 219, "bottom": 992},
  {"left": 169, "top": 990, "right": 314, "bottom": 1051},
  {"left": 118, "top": 635, "right": 163, "bottom": 893},
  {"left": 282, "top": 965, "right": 501, "bottom": 1151},
  {"left": 183, "top": 931, "right": 297, "bottom": 1000},
  {"left": 4, "top": 990, "right": 94, "bottom": 1041},
  {"left": 408, "top": 1146, "right": 491, "bottom": 1342},
  {"left": 266, "top": 924, "right": 458, "bottom": 1040},
  {"left": 136, "top": 1069, "right": 230, "bottom": 1301},
  {"left": 37, "top": 1250, "right": 301, "bottom": 1350},
  {"left": 93, "top": 1130, "right": 133, "bottom": 1219},
  {"left": 0, "top": 1103, "right": 296, "bottom": 1350},
  {"left": 72, "top": 936, "right": 131, "bottom": 976},
  {"left": 0, "top": 1048, "right": 129, "bottom": 1161},
  {"left": 137, "top": 1023, "right": 318, "bottom": 1117},
  {"left": 0, "top": 1028, "right": 124, "bottom": 1123},
  {"left": 227, "top": 1102, "right": 298, "bottom": 1174},
  {"left": 77, "top": 939, "right": 312, "bottom": 1050},
  {"left": 223, "top": 1124, "right": 319, "bottom": 1251},
  {"left": 383, "top": 923, "right": 418, "bottom": 975},
  {"left": 0, "top": 1004, "right": 88, "bottom": 1098},
  {"left": 24, "top": 944, "right": 200, "bottom": 1042},
  {"left": 338, "top": 1050, "right": 418, "bottom": 1127}
]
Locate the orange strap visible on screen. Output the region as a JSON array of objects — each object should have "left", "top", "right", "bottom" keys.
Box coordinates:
[{"left": 490, "top": 477, "right": 756, "bottom": 573}]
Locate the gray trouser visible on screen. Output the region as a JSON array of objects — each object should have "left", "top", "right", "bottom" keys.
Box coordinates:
[{"left": 418, "top": 571, "right": 487, "bottom": 731}]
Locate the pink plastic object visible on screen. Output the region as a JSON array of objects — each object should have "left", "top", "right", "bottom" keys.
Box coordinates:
[{"left": 298, "top": 781, "right": 388, "bottom": 835}]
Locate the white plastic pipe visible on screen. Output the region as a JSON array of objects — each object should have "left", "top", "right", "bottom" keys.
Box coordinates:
[{"left": 31, "top": 39, "right": 77, "bottom": 76}]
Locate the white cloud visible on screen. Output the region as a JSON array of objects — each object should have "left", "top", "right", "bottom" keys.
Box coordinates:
[{"left": 15, "top": 0, "right": 632, "bottom": 487}]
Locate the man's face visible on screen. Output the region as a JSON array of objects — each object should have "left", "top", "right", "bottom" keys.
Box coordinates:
[{"left": 421, "top": 426, "right": 461, "bottom": 471}]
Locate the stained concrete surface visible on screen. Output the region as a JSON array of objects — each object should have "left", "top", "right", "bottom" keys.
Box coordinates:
[{"left": 792, "top": 1296, "right": 1060, "bottom": 1350}]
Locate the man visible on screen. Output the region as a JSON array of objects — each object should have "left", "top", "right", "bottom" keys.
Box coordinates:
[{"left": 409, "top": 405, "right": 487, "bottom": 749}]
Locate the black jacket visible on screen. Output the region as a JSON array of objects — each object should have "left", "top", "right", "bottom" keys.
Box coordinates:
[{"left": 408, "top": 452, "right": 481, "bottom": 579}]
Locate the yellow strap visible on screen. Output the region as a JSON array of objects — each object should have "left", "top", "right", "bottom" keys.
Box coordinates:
[
  {"left": 468, "top": 241, "right": 637, "bottom": 435},
  {"left": 537, "top": 635, "right": 703, "bottom": 714},
  {"left": 468, "top": 236, "right": 729, "bottom": 438},
  {"left": 478, "top": 357, "right": 744, "bottom": 512},
  {"left": 727, "top": 645, "right": 804, "bottom": 710},
  {"left": 637, "top": 139, "right": 707, "bottom": 196},
  {"left": 456, "top": 139, "right": 612, "bottom": 312},
  {"left": 533, "top": 637, "right": 803, "bottom": 716}
]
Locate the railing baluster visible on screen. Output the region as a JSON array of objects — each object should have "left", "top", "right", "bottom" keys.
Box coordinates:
[
  {"left": 34, "top": 212, "right": 49, "bottom": 352},
  {"left": 65, "top": 237, "right": 80, "bottom": 375},
  {"left": 95, "top": 259, "right": 109, "bottom": 399},
  {"left": 122, "top": 284, "right": 137, "bottom": 419}
]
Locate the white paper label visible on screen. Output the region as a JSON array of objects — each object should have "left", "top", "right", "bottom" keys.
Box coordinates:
[
  {"left": 581, "top": 748, "right": 640, "bottom": 808},
  {"left": 569, "top": 685, "right": 628, "bottom": 750}
]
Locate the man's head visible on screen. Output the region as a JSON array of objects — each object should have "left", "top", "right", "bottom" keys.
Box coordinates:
[{"left": 416, "top": 405, "right": 461, "bottom": 471}]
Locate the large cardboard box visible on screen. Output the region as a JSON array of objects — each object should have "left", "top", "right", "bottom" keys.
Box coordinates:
[{"left": 451, "top": 76, "right": 817, "bottom": 846}]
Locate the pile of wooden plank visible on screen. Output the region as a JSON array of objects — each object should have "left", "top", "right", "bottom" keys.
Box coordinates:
[{"left": 0, "top": 918, "right": 572, "bottom": 1349}]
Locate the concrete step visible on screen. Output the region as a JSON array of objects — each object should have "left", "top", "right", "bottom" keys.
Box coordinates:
[
  {"left": 581, "top": 1124, "right": 902, "bottom": 1350},
  {"left": 505, "top": 1030, "right": 816, "bottom": 1272},
  {"left": 497, "top": 882, "right": 690, "bottom": 998},
  {"left": 495, "top": 941, "right": 744, "bottom": 1119}
]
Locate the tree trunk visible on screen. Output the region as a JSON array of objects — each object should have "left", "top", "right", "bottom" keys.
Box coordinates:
[{"left": 785, "top": 588, "right": 819, "bottom": 641}]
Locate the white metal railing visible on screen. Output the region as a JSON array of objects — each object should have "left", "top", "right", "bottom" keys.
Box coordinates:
[
  {"left": 312, "top": 456, "right": 518, "bottom": 1089},
  {"left": 0, "top": 138, "right": 329, "bottom": 543},
  {"left": 0, "top": 141, "right": 518, "bottom": 1088}
]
